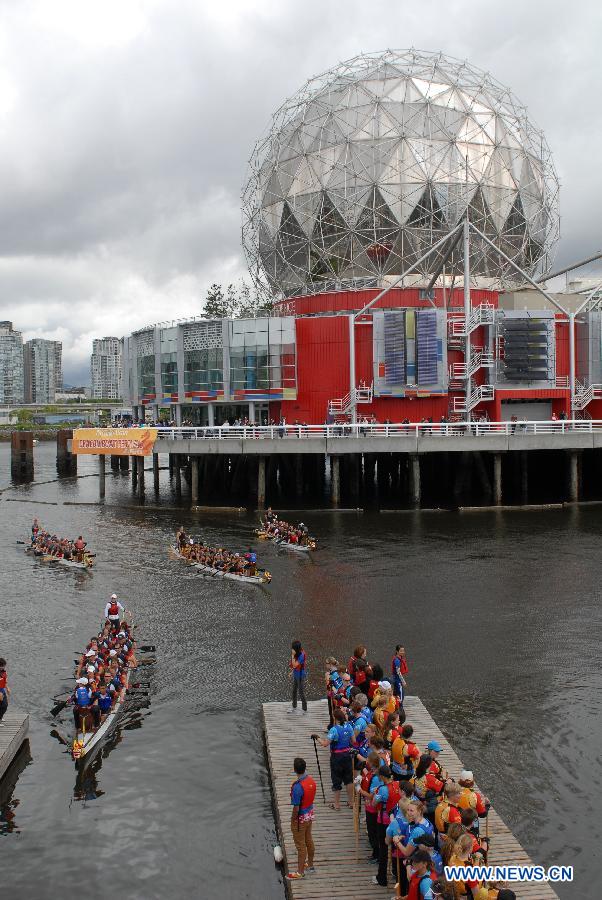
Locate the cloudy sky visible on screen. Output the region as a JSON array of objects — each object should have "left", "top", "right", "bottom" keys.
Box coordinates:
[{"left": 0, "top": 0, "right": 601, "bottom": 384}]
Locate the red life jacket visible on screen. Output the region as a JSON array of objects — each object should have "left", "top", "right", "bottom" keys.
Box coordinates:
[
  {"left": 109, "top": 602, "right": 119, "bottom": 617},
  {"left": 385, "top": 780, "right": 402, "bottom": 815},
  {"left": 407, "top": 870, "right": 436, "bottom": 900},
  {"left": 0, "top": 671, "right": 6, "bottom": 691},
  {"left": 290, "top": 775, "right": 316, "bottom": 813},
  {"left": 360, "top": 767, "right": 374, "bottom": 793}
]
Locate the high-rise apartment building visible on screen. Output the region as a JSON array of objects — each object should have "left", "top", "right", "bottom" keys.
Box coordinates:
[
  {"left": 0, "top": 321, "right": 24, "bottom": 404},
  {"left": 23, "top": 338, "right": 63, "bottom": 403},
  {"left": 91, "top": 337, "right": 123, "bottom": 399}
]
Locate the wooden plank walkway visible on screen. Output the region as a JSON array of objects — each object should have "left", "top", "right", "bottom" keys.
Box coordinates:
[
  {"left": 0, "top": 710, "right": 29, "bottom": 782},
  {"left": 263, "top": 698, "right": 558, "bottom": 900}
]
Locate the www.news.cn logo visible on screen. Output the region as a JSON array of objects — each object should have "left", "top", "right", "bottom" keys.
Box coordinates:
[{"left": 444, "top": 865, "right": 573, "bottom": 883}]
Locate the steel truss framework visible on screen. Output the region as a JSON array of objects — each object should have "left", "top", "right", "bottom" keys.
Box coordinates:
[{"left": 242, "top": 49, "right": 559, "bottom": 298}]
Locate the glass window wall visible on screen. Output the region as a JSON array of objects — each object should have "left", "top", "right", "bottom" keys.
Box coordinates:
[
  {"left": 184, "top": 348, "right": 224, "bottom": 392},
  {"left": 229, "top": 318, "right": 296, "bottom": 392}
]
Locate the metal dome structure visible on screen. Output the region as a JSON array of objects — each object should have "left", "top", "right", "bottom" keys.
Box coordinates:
[{"left": 242, "top": 49, "right": 560, "bottom": 298}]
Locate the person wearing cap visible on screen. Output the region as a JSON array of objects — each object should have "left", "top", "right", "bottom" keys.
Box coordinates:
[
  {"left": 404, "top": 848, "right": 436, "bottom": 899},
  {"left": 104, "top": 594, "right": 125, "bottom": 631},
  {"left": 425, "top": 740, "right": 448, "bottom": 781},
  {"left": 457, "top": 770, "right": 489, "bottom": 832},
  {"left": 73, "top": 677, "right": 92, "bottom": 730}
]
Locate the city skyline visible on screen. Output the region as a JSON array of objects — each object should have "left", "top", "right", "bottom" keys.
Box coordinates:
[{"left": 0, "top": 1, "right": 601, "bottom": 386}]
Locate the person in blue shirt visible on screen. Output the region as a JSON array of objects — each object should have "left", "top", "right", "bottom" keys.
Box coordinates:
[
  {"left": 312, "top": 709, "right": 354, "bottom": 810},
  {"left": 288, "top": 640, "right": 307, "bottom": 714},
  {"left": 286, "top": 757, "right": 317, "bottom": 881}
]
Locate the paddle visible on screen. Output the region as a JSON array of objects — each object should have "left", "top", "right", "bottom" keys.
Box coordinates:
[
  {"left": 138, "top": 645, "right": 155, "bottom": 653},
  {"left": 51, "top": 698, "right": 71, "bottom": 717},
  {"left": 310, "top": 735, "right": 327, "bottom": 804}
]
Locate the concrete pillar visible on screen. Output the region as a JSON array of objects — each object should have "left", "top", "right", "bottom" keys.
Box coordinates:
[
  {"left": 137, "top": 456, "right": 145, "bottom": 501},
  {"left": 11, "top": 431, "right": 34, "bottom": 482},
  {"left": 119, "top": 455, "right": 129, "bottom": 472},
  {"left": 131, "top": 455, "right": 138, "bottom": 491},
  {"left": 331, "top": 455, "right": 340, "bottom": 508},
  {"left": 168, "top": 453, "right": 174, "bottom": 478},
  {"left": 99, "top": 455, "right": 106, "bottom": 501},
  {"left": 520, "top": 451, "right": 528, "bottom": 503},
  {"left": 568, "top": 450, "right": 579, "bottom": 502},
  {"left": 208, "top": 404, "right": 215, "bottom": 427},
  {"left": 174, "top": 454, "right": 182, "bottom": 495},
  {"left": 191, "top": 456, "right": 199, "bottom": 505},
  {"left": 248, "top": 401, "right": 255, "bottom": 424},
  {"left": 257, "top": 456, "right": 266, "bottom": 509},
  {"left": 57, "top": 429, "right": 76, "bottom": 476},
  {"left": 493, "top": 453, "right": 502, "bottom": 506},
  {"left": 175, "top": 404, "right": 182, "bottom": 426},
  {"left": 153, "top": 453, "right": 160, "bottom": 493},
  {"left": 110, "top": 455, "right": 120, "bottom": 471},
  {"left": 409, "top": 454, "right": 421, "bottom": 507}
]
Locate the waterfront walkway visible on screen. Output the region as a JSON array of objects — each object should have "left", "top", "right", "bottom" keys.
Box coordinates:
[
  {"left": 263, "top": 698, "right": 559, "bottom": 900},
  {"left": 0, "top": 710, "right": 29, "bottom": 781},
  {"left": 154, "top": 419, "right": 602, "bottom": 456}
]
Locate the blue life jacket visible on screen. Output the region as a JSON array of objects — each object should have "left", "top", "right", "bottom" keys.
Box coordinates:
[
  {"left": 329, "top": 669, "right": 344, "bottom": 692},
  {"left": 330, "top": 722, "right": 354, "bottom": 752},
  {"left": 352, "top": 714, "right": 368, "bottom": 746},
  {"left": 361, "top": 704, "right": 373, "bottom": 724},
  {"left": 248, "top": 552, "right": 257, "bottom": 563},
  {"left": 97, "top": 694, "right": 112, "bottom": 712},
  {"left": 75, "top": 687, "right": 90, "bottom": 706}
]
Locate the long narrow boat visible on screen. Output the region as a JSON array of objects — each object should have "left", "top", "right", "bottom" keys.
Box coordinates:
[
  {"left": 169, "top": 546, "right": 271, "bottom": 584},
  {"left": 254, "top": 529, "right": 316, "bottom": 552},
  {"left": 25, "top": 545, "right": 93, "bottom": 571},
  {"left": 71, "top": 665, "right": 132, "bottom": 765}
]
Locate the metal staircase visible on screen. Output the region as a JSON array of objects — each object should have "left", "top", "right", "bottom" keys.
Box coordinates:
[
  {"left": 448, "top": 303, "right": 495, "bottom": 340},
  {"left": 572, "top": 380, "right": 602, "bottom": 411},
  {"left": 328, "top": 382, "right": 374, "bottom": 422},
  {"left": 449, "top": 348, "right": 495, "bottom": 380},
  {"left": 451, "top": 383, "right": 495, "bottom": 414}
]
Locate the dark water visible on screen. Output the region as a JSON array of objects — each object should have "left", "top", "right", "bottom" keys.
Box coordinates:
[{"left": 0, "top": 444, "right": 600, "bottom": 899}]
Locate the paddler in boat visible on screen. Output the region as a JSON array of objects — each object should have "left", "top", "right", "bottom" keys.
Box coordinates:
[
  {"left": 31, "top": 518, "right": 40, "bottom": 541},
  {"left": 176, "top": 525, "right": 188, "bottom": 550},
  {"left": 104, "top": 593, "right": 125, "bottom": 631},
  {"left": 245, "top": 547, "right": 257, "bottom": 576},
  {"left": 73, "top": 535, "right": 86, "bottom": 561},
  {"left": 73, "top": 677, "right": 93, "bottom": 730}
]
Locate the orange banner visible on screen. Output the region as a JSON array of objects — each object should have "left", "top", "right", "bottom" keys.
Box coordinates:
[{"left": 72, "top": 427, "right": 158, "bottom": 456}]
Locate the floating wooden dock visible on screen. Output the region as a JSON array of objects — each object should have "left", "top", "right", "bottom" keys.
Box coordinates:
[
  {"left": 263, "top": 697, "right": 558, "bottom": 900},
  {"left": 0, "top": 711, "right": 29, "bottom": 782}
]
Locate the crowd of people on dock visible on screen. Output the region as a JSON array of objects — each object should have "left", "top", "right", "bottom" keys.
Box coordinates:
[
  {"left": 175, "top": 526, "right": 265, "bottom": 578},
  {"left": 29, "top": 519, "right": 92, "bottom": 564},
  {"left": 70, "top": 599, "right": 136, "bottom": 735},
  {"left": 259, "top": 509, "right": 315, "bottom": 546},
  {"left": 286, "top": 642, "right": 516, "bottom": 900}
]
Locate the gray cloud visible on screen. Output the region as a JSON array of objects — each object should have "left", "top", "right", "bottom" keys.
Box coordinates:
[{"left": 0, "top": 0, "right": 600, "bottom": 384}]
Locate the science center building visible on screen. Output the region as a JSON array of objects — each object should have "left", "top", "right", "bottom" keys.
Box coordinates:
[{"left": 123, "top": 49, "right": 602, "bottom": 426}]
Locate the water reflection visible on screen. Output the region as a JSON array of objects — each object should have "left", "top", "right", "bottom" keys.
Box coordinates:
[{"left": 0, "top": 742, "right": 32, "bottom": 835}]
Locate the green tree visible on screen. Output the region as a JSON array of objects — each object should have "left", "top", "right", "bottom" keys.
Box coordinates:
[
  {"left": 203, "top": 281, "right": 273, "bottom": 319},
  {"left": 16, "top": 408, "right": 34, "bottom": 425}
]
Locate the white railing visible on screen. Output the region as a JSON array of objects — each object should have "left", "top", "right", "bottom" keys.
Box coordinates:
[{"left": 145, "top": 419, "right": 602, "bottom": 440}]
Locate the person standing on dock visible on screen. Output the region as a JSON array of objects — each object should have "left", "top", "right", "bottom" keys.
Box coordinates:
[
  {"left": 288, "top": 640, "right": 308, "bottom": 714},
  {"left": 285, "top": 757, "right": 317, "bottom": 882},
  {"left": 0, "top": 658, "right": 10, "bottom": 725},
  {"left": 391, "top": 645, "right": 408, "bottom": 699},
  {"left": 312, "top": 709, "right": 355, "bottom": 810}
]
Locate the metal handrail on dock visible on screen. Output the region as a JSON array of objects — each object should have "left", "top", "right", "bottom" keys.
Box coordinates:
[
  {"left": 152, "top": 420, "right": 602, "bottom": 441},
  {"left": 263, "top": 697, "right": 559, "bottom": 899}
]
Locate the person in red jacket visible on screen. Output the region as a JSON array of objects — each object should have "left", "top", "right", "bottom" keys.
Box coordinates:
[
  {"left": 406, "top": 848, "right": 436, "bottom": 899},
  {"left": 286, "top": 757, "right": 317, "bottom": 881}
]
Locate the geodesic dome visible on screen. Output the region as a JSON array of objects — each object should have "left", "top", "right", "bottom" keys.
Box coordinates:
[{"left": 242, "top": 49, "right": 559, "bottom": 298}]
